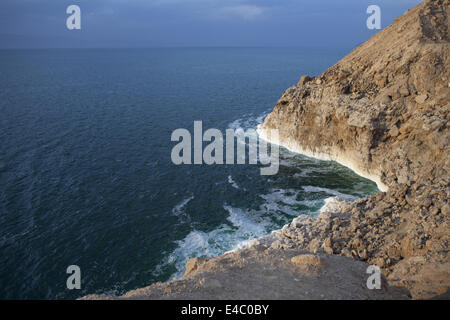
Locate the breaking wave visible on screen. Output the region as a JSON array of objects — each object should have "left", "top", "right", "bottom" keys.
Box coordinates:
[
  {"left": 155, "top": 113, "right": 378, "bottom": 282},
  {"left": 162, "top": 185, "right": 359, "bottom": 280}
]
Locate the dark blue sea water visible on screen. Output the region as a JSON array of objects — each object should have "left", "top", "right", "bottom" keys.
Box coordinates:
[{"left": 0, "top": 48, "right": 378, "bottom": 299}]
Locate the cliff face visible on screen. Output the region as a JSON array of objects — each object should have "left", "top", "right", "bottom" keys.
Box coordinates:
[
  {"left": 84, "top": 0, "right": 449, "bottom": 300},
  {"left": 257, "top": 0, "right": 450, "bottom": 299},
  {"left": 260, "top": 0, "right": 449, "bottom": 190}
]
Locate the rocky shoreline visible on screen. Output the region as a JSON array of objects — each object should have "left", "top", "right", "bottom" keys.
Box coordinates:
[{"left": 84, "top": 0, "right": 449, "bottom": 300}]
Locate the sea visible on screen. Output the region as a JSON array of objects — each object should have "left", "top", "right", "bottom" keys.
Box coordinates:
[{"left": 0, "top": 48, "right": 378, "bottom": 299}]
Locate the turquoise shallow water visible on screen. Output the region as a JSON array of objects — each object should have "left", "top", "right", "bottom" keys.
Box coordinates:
[{"left": 0, "top": 48, "right": 378, "bottom": 299}]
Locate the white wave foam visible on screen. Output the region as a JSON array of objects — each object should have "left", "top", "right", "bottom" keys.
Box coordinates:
[
  {"left": 172, "top": 196, "right": 194, "bottom": 221},
  {"left": 257, "top": 124, "right": 388, "bottom": 192},
  {"left": 319, "top": 196, "right": 346, "bottom": 213},
  {"left": 260, "top": 189, "right": 300, "bottom": 205},
  {"left": 224, "top": 205, "right": 267, "bottom": 236},
  {"left": 162, "top": 167, "right": 365, "bottom": 282},
  {"left": 165, "top": 228, "right": 231, "bottom": 280},
  {"left": 227, "top": 175, "right": 240, "bottom": 189},
  {"left": 292, "top": 167, "right": 326, "bottom": 178},
  {"left": 151, "top": 114, "right": 383, "bottom": 286},
  {"left": 302, "top": 185, "right": 356, "bottom": 201},
  {"left": 259, "top": 189, "right": 324, "bottom": 216},
  {"left": 228, "top": 118, "right": 242, "bottom": 130},
  {"left": 166, "top": 205, "right": 271, "bottom": 280},
  {"left": 228, "top": 111, "right": 268, "bottom": 132}
]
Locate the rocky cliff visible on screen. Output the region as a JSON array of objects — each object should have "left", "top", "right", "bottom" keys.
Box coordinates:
[
  {"left": 84, "top": 0, "right": 449, "bottom": 300},
  {"left": 257, "top": 0, "right": 449, "bottom": 299},
  {"left": 259, "top": 0, "right": 449, "bottom": 192}
]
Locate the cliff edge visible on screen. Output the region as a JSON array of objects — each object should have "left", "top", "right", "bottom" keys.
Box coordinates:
[{"left": 259, "top": 0, "right": 449, "bottom": 191}]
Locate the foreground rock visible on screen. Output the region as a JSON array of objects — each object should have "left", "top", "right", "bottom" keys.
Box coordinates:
[
  {"left": 84, "top": 0, "right": 448, "bottom": 300},
  {"left": 262, "top": 185, "right": 449, "bottom": 299},
  {"left": 83, "top": 248, "right": 409, "bottom": 300}
]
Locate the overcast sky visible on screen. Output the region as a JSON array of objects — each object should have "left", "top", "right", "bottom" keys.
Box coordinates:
[{"left": 0, "top": 0, "right": 422, "bottom": 49}]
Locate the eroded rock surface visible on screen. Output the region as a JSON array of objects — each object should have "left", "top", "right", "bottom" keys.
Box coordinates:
[{"left": 83, "top": 248, "right": 409, "bottom": 300}]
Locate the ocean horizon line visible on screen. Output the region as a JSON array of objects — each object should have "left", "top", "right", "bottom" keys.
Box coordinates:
[{"left": 0, "top": 45, "right": 355, "bottom": 51}]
